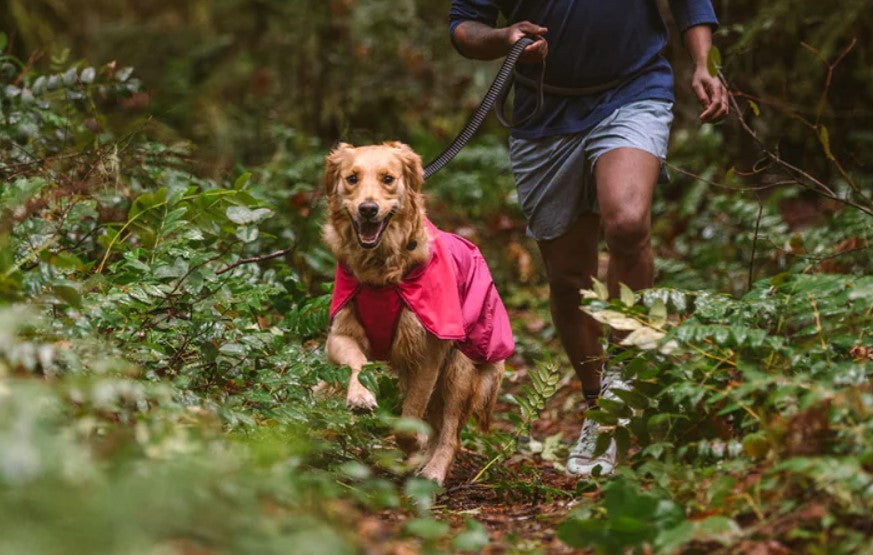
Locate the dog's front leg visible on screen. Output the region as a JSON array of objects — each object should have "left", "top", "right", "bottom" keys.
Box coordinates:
[
  {"left": 328, "top": 335, "right": 377, "bottom": 411},
  {"left": 327, "top": 310, "right": 377, "bottom": 411}
]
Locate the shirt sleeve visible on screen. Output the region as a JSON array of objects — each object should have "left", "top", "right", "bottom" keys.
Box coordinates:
[
  {"left": 449, "top": 0, "right": 500, "bottom": 37},
  {"left": 668, "top": 0, "right": 719, "bottom": 33}
]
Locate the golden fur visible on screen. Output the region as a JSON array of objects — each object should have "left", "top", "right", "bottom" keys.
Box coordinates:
[{"left": 322, "top": 142, "right": 504, "bottom": 485}]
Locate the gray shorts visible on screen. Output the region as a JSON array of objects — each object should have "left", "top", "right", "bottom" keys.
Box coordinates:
[{"left": 509, "top": 99, "right": 674, "bottom": 241}]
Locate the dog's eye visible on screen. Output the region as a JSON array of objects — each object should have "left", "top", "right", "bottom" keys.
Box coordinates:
[
  {"left": 346, "top": 174, "right": 358, "bottom": 185},
  {"left": 382, "top": 175, "right": 395, "bottom": 185}
]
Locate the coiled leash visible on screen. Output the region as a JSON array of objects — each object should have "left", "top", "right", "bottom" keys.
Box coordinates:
[{"left": 422, "top": 36, "right": 544, "bottom": 180}]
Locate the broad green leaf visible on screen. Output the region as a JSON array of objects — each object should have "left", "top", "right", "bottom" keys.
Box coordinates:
[
  {"left": 741, "top": 432, "right": 770, "bottom": 459},
  {"left": 619, "top": 283, "right": 635, "bottom": 307},
  {"left": 656, "top": 520, "right": 695, "bottom": 552},
  {"left": 747, "top": 99, "right": 760, "bottom": 116},
  {"left": 337, "top": 461, "right": 371, "bottom": 480},
  {"left": 404, "top": 518, "right": 449, "bottom": 540},
  {"left": 695, "top": 516, "right": 741, "bottom": 544},
  {"left": 669, "top": 290, "right": 688, "bottom": 312},
  {"left": 648, "top": 299, "right": 667, "bottom": 327},
  {"left": 233, "top": 171, "right": 252, "bottom": 190},
  {"left": 612, "top": 388, "right": 649, "bottom": 410},
  {"left": 620, "top": 327, "right": 665, "bottom": 350},
  {"left": 227, "top": 206, "right": 273, "bottom": 225},
  {"left": 706, "top": 46, "right": 722, "bottom": 77},
  {"left": 712, "top": 326, "right": 730, "bottom": 345},
  {"left": 598, "top": 398, "right": 632, "bottom": 418},
  {"left": 557, "top": 517, "right": 603, "bottom": 548},
  {"left": 818, "top": 125, "right": 836, "bottom": 161},
  {"left": 391, "top": 417, "right": 431, "bottom": 438},
  {"left": 80, "top": 67, "right": 96, "bottom": 84},
  {"left": 235, "top": 226, "right": 259, "bottom": 243},
  {"left": 592, "top": 277, "right": 609, "bottom": 301},
  {"left": 0, "top": 32, "right": 7, "bottom": 52},
  {"left": 116, "top": 66, "right": 134, "bottom": 82},
  {"left": 452, "top": 520, "right": 489, "bottom": 552},
  {"left": 614, "top": 426, "right": 630, "bottom": 458},
  {"left": 588, "top": 310, "right": 642, "bottom": 331},
  {"left": 49, "top": 252, "right": 84, "bottom": 270},
  {"left": 591, "top": 430, "right": 612, "bottom": 459},
  {"left": 53, "top": 282, "right": 82, "bottom": 308},
  {"left": 707, "top": 475, "right": 736, "bottom": 506},
  {"left": 404, "top": 477, "right": 441, "bottom": 513},
  {"left": 62, "top": 67, "right": 78, "bottom": 86},
  {"left": 154, "top": 258, "right": 189, "bottom": 279},
  {"left": 219, "top": 342, "right": 246, "bottom": 357},
  {"left": 849, "top": 282, "right": 873, "bottom": 300},
  {"left": 585, "top": 409, "right": 618, "bottom": 426}
]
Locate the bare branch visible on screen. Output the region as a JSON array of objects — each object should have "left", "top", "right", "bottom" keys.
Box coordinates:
[
  {"left": 723, "top": 74, "right": 873, "bottom": 218},
  {"left": 216, "top": 248, "right": 291, "bottom": 275}
]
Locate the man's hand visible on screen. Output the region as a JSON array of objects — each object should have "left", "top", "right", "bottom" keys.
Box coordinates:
[
  {"left": 692, "top": 67, "right": 728, "bottom": 123},
  {"left": 684, "top": 25, "right": 729, "bottom": 123},
  {"left": 503, "top": 21, "right": 548, "bottom": 63},
  {"left": 452, "top": 20, "right": 547, "bottom": 62}
]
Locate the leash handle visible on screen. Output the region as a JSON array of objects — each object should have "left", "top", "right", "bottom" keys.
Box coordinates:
[
  {"left": 494, "top": 38, "right": 545, "bottom": 128},
  {"left": 423, "top": 36, "right": 543, "bottom": 180}
]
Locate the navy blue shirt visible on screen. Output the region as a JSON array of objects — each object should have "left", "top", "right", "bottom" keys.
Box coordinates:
[{"left": 449, "top": 0, "right": 718, "bottom": 139}]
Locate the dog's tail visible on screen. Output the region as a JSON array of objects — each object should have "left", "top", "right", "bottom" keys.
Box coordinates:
[{"left": 470, "top": 361, "right": 505, "bottom": 432}]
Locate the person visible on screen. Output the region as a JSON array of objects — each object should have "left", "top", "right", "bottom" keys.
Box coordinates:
[{"left": 449, "top": 0, "right": 728, "bottom": 475}]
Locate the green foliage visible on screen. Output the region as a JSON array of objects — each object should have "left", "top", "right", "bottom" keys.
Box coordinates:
[
  {"left": 571, "top": 268, "right": 873, "bottom": 552},
  {"left": 516, "top": 358, "right": 562, "bottom": 426},
  {"left": 0, "top": 58, "right": 493, "bottom": 553},
  {"left": 3, "top": 2, "right": 873, "bottom": 553},
  {"left": 1, "top": 0, "right": 502, "bottom": 167}
]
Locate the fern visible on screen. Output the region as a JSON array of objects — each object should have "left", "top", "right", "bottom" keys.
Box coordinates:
[{"left": 516, "top": 358, "right": 562, "bottom": 427}]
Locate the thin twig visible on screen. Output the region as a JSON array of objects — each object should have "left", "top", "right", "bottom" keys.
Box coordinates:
[
  {"left": 724, "top": 75, "right": 873, "bottom": 218},
  {"left": 215, "top": 248, "right": 291, "bottom": 275},
  {"left": 665, "top": 162, "right": 790, "bottom": 192}
]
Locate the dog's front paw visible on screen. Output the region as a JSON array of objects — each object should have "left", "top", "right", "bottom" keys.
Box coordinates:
[{"left": 346, "top": 386, "right": 378, "bottom": 412}]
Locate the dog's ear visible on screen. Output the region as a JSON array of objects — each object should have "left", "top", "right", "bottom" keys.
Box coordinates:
[
  {"left": 324, "top": 142, "right": 354, "bottom": 195},
  {"left": 385, "top": 141, "right": 423, "bottom": 192}
]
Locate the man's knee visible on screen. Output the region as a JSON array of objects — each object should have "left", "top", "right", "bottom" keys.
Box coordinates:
[
  {"left": 546, "top": 268, "right": 591, "bottom": 300},
  {"left": 603, "top": 210, "right": 650, "bottom": 255}
]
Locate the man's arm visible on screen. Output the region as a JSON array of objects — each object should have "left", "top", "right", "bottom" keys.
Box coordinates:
[
  {"left": 452, "top": 20, "right": 548, "bottom": 63},
  {"left": 684, "top": 24, "right": 728, "bottom": 123}
]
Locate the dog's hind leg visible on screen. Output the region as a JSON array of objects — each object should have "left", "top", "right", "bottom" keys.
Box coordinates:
[
  {"left": 470, "top": 361, "right": 505, "bottom": 431},
  {"left": 418, "top": 351, "right": 477, "bottom": 485}
]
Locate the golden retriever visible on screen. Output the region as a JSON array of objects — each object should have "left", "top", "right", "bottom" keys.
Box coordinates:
[{"left": 322, "top": 141, "right": 510, "bottom": 485}]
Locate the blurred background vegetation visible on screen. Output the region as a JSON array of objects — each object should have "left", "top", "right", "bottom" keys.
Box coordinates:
[
  {"left": 2, "top": 0, "right": 867, "bottom": 173},
  {"left": 2, "top": 0, "right": 873, "bottom": 553}
]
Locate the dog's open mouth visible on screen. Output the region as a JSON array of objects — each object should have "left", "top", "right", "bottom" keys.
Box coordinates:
[{"left": 352, "top": 212, "right": 394, "bottom": 249}]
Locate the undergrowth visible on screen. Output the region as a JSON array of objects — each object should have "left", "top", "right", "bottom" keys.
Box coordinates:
[{"left": 3, "top": 28, "right": 873, "bottom": 555}]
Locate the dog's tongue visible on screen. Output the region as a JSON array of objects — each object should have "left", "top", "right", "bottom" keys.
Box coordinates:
[{"left": 359, "top": 220, "right": 381, "bottom": 244}]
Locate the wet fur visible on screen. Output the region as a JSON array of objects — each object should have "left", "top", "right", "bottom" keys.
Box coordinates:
[{"left": 323, "top": 142, "right": 505, "bottom": 485}]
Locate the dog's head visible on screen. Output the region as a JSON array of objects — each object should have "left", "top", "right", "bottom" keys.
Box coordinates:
[{"left": 323, "top": 141, "right": 424, "bottom": 250}]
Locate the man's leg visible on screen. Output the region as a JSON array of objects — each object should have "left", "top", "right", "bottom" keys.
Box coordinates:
[
  {"left": 537, "top": 214, "right": 602, "bottom": 394},
  {"left": 594, "top": 148, "right": 660, "bottom": 296},
  {"left": 564, "top": 148, "right": 660, "bottom": 477}
]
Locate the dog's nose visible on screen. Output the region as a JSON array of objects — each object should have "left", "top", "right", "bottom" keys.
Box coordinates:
[{"left": 358, "top": 202, "right": 379, "bottom": 220}]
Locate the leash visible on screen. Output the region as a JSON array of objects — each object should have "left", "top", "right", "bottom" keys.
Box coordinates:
[{"left": 423, "top": 36, "right": 543, "bottom": 180}]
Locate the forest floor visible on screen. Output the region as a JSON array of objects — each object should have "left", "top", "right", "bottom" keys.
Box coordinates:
[{"left": 369, "top": 381, "right": 588, "bottom": 553}]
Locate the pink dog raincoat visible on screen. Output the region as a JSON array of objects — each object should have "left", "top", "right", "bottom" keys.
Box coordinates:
[{"left": 330, "top": 221, "right": 514, "bottom": 363}]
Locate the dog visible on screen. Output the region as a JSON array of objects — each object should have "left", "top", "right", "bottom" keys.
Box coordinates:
[{"left": 322, "top": 141, "right": 514, "bottom": 485}]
